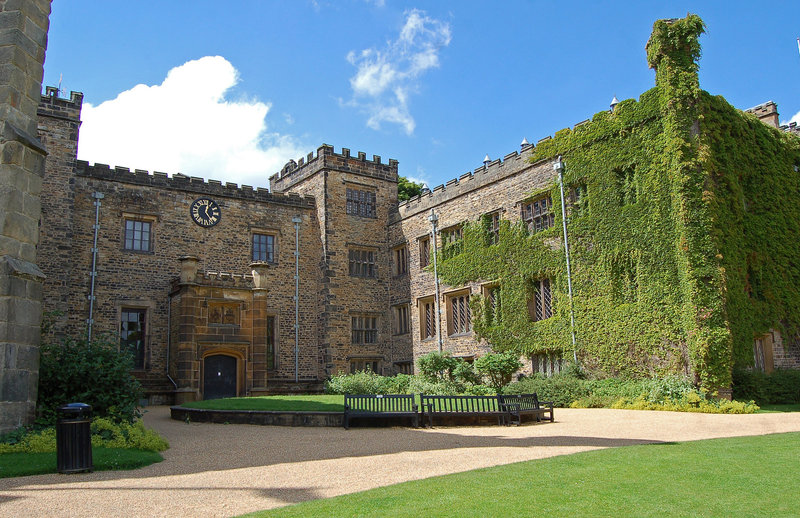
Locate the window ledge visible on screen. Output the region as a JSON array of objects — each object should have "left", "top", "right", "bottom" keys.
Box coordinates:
[{"left": 448, "top": 331, "right": 473, "bottom": 338}]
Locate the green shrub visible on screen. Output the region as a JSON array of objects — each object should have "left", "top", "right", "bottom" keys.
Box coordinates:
[
  {"left": 504, "top": 373, "right": 591, "bottom": 407},
  {"left": 0, "top": 418, "right": 168, "bottom": 454},
  {"left": 325, "top": 370, "right": 398, "bottom": 394},
  {"left": 90, "top": 417, "right": 169, "bottom": 451},
  {"left": 474, "top": 352, "right": 522, "bottom": 390},
  {"left": 599, "top": 393, "right": 759, "bottom": 414},
  {"left": 37, "top": 334, "right": 143, "bottom": 425},
  {"left": 453, "top": 360, "right": 482, "bottom": 386},
  {"left": 416, "top": 351, "right": 459, "bottom": 382},
  {"left": 406, "top": 376, "right": 462, "bottom": 395},
  {"left": 732, "top": 369, "right": 800, "bottom": 404}
]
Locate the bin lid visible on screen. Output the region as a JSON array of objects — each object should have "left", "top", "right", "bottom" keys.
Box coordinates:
[{"left": 58, "top": 402, "right": 92, "bottom": 417}]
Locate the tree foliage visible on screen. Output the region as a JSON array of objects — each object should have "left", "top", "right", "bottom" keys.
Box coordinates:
[
  {"left": 37, "top": 334, "right": 144, "bottom": 425},
  {"left": 398, "top": 176, "right": 425, "bottom": 201},
  {"left": 474, "top": 352, "right": 522, "bottom": 390}
]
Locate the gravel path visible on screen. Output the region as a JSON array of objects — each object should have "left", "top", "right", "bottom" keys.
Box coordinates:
[{"left": 1, "top": 407, "right": 799, "bottom": 517}]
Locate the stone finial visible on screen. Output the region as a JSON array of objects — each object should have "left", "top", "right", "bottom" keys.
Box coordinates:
[
  {"left": 178, "top": 256, "right": 199, "bottom": 283},
  {"left": 250, "top": 262, "right": 270, "bottom": 290}
]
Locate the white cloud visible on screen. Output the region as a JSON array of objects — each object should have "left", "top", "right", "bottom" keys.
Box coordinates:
[
  {"left": 782, "top": 109, "right": 800, "bottom": 126},
  {"left": 78, "top": 56, "right": 305, "bottom": 188},
  {"left": 346, "top": 9, "right": 451, "bottom": 135}
]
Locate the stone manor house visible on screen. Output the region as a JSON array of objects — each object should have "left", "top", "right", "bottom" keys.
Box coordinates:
[{"left": 35, "top": 17, "right": 800, "bottom": 404}]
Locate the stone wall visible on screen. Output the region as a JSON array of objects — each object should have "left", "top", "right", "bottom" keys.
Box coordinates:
[
  {"left": 389, "top": 143, "right": 557, "bottom": 372},
  {"left": 0, "top": 0, "right": 51, "bottom": 433},
  {"left": 36, "top": 87, "right": 82, "bottom": 339},
  {"left": 271, "top": 145, "right": 403, "bottom": 375},
  {"left": 36, "top": 94, "right": 325, "bottom": 399}
]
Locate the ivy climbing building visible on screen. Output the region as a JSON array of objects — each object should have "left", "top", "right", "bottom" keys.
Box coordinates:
[{"left": 34, "top": 14, "right": 800, "bottom": 405}]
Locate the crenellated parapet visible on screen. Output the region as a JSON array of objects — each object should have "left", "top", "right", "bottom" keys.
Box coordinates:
[
  {"left": 171, "top": 269, "right": 255, "bottom": 291},
  {"left": 75, "top": 160, "right": 316, "bottom": 208},
  {"left": 395, "top": 141, "right": 541, "bottom": 222},
  {"left": 38, "top": 87, "right": 83, "bottom": 122},
  {"left": 745, "top": 101, "right": 779, "bottom": 128},
  {"left": 270, "top": 143, "right": 398, "bottom": 193},
  {"left": 781, "top": 121, "right": 799, "bottom": 136}
]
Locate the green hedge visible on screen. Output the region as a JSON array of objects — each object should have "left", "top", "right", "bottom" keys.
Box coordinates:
[{"left": 732, "top": 369, "right": 800, "bottom": 404}]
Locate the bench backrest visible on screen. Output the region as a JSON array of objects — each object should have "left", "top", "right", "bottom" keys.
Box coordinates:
[
  {"left": 420, "top": 394, "right": 502, "bottom": 413},
  {"left": 499, "top": 393, "right": 541, "bottom": 410},
  {"left": 344, "top": 394, "right": 416, "bottom": 413}
]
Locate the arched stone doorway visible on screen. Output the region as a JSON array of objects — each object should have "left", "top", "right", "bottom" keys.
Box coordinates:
[{"left": 202, "top": 353, "right": 238, "bottom": 400}]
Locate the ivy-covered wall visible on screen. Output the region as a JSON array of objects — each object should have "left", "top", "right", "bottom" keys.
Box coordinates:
[{"left": 436, "top": 15, "right": 800, "bottom": 391}]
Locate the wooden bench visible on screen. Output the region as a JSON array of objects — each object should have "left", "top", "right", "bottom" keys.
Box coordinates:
[
  {"left": 343, "top": 394, "right": 419, "bottom": 429},
  {"left": 420, "top": 394, "right": 511, "bottom": 427},
  {"left": 498, "top": 393, "right": 554, "bottom": 425}
]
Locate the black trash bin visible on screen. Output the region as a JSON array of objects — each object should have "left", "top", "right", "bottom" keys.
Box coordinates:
[{"left": 56, "top": 403, "right": 93, "bottom": 473}]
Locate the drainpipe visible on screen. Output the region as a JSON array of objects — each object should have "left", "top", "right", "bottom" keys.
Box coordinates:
[
  {"left": 554, "top": 156, "right": 578, "bottom": 364},
  {"left": 87, "top": 192, "right": 104, "bottom": 342},
  {"left": 292, "top": 216, "right": 302, "bottom": 382},
  {"left": 428, "top": 209, "right": 443, "bottom": 353},
  {"left": 166, "top": 292, "right": 178, "bottom": 390}
]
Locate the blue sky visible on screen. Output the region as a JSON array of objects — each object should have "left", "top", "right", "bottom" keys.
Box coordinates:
[{"left": 43, "top": 1, "right": 800, "bottom": 189}]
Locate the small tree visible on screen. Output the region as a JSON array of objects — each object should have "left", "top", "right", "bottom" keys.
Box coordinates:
[
  {"left": 475, "top": 352, "right": 522, "bottom": 391},
  {"left": 37, "top": 334, "right": 143, "bottom": 425},
  {"left": 416, "top": 351, "right": 459, "bottom": 382},
  {"left": 398, "top": 176, "right": 425, "bottom": 201}
]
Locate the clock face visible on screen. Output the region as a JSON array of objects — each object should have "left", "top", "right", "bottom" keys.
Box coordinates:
[{"left": 190, "top": 198, "right": 221, "bottom": 227}]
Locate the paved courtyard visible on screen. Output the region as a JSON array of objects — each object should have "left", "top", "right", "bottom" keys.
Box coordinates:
[{"left": 1, "top": 406, "right": 799, "bottom": 517}]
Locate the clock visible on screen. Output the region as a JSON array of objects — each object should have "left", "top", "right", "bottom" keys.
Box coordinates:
[{"left": 190, "top": 197, "right": 221, "bottom": 227}]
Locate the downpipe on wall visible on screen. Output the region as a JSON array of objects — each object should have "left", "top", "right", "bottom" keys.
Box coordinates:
[
  {"left": 554, "top": 156, "right": 579, "bottom": 364},
  {"left": 87, "top": 191, "right": 103, "bottom": 342}
]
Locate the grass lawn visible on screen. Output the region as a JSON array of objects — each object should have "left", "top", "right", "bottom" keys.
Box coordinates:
[
  {"left": 182, "top": 395, "right": 346, "bottom": 412},
  {"left": 0, "top": 447, "right": 163, "bottom": 478},
  {"left": 758, "top": 403, "right": 800, "bottom": 413},
  {"left": 245, "top": 432, "right": 800, "bottom": 517}
]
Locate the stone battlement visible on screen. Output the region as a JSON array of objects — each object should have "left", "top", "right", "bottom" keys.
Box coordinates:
[
  {"left": 171, "top": 270, "right": 255, "bottom": 291},
  {"left": 270, "top": 143, "right": 398, "bottom": 193},
  {"left": 781, "top": 121, "right": 799, "bottom": 136},
  {"left": 745, "top": 101, "right": 779, "bottom": 128},
  {"left": 38, "top": 87, "right": 83, "bottom": 121},
  {"left": 75, "top": 161, "right": 316, "bottom": 208},
  {"left": 396, "top": 141, "right": 541, "bottom": 221}
]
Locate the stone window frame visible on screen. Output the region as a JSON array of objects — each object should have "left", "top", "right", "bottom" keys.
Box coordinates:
[
  {"left": 349, "top": 357, "right": 381, "bottom": 374},
  {"left": 753, "top": 333, "right": 774, "bottom": 374},
  {"left": 567, "top": 183, "right": 588, "bottom": 217},
  {"left": 117, "top": 299, "right": 154, "bottom": 371},
  {"left": 418, "top": 235, "right": 431, "bottom": 268},
  {"left": 251, "top": 230, "right": 278, "bottom": 264},
  {"left": 445, "top": 288, "right": 472, "bottom": 336},
  {"left": 418, "top": 295, "right": 436, "bottom": 341},
  {"left": 531, "top": 352, "right": 564, "bottom": 377},
  {"left": 393, "top": 361, "right": 413, "bottom": 375},
  {"left": 345, "top": 187, "right": 377, "bottom": 218},
  {"left": 615, "top": 167, "right": 638, "bottom": 206},
  {"left": 521, "top": 196, "right": 554, "bottom": 234},
  {"left": 351, "top": 313, "right": 379, "bottom": 344},
  {"left": 121, "top": 212, "right": 157, "bottom": 253},
  {"left": 481, "top": 282, "right": 502, "bottom": 325},
  {"left": 486, "top": 210, "right": 502, "bottom": 244},
  {"left": 393, "top": 244, "right": 409, "bottom": 276},
  {"left": 392, "top": 303, "right": 410, "bottom": 335},
  {"left": 440, "top": 224, "right": 463, "bottom": 260},
  {"left": 348, "top": 247, "right": 378, "bottom": 278},
  {"left": 527, "top": 278, "right": 553, "bottom": 322}
]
